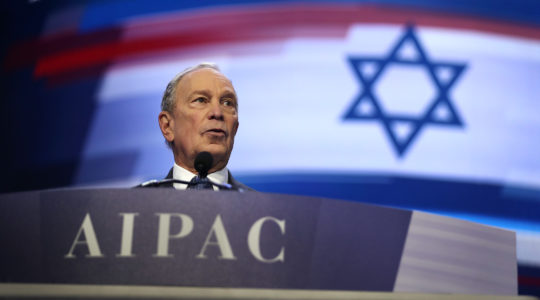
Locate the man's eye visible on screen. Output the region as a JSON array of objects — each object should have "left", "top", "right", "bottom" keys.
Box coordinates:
[
  {"left": 194, "top": 97, "right": 206, "bottom": 103},
  {"left": 223, "top": 99, "right": 235, "bottom": 107}
]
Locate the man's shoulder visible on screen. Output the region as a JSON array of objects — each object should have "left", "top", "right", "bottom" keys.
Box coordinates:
[
  {"left": 155, "top": 167, "right": 174, "bottom": 188},
  {"left": 227, "top": 171, "right": 255, "bottom": 192},
  {"left": 165, "top": 167, "right": 174, "bottom": 179}
]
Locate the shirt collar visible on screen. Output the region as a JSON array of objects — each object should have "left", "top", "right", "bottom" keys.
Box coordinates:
[{"left": 172, "top": 163, "right": 228, "bottom": 191}]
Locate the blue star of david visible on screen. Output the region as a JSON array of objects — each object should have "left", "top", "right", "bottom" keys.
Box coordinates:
[{"left": 343, "top": 25, "right": 467, "bottom": 157}]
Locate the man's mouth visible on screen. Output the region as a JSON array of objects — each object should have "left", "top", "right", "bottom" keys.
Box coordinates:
[{"left": 205, "top": 129, "right": 227, "bottom": 136}]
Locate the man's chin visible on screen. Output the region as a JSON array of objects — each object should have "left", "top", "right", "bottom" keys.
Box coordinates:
[
  {"left": 199, "top": 146, "right": 231, "bottom": 172},
  {"left": 198, "top": 145, "right": 230, "bottom": 160}
]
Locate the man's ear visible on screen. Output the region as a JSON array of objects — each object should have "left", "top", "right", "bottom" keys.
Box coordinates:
[
  {"left": 158, "top": 111, "right": 175, "bottom": 143},
  {"left": 233, "top": 120, "right": 239, "bottom": 136}
]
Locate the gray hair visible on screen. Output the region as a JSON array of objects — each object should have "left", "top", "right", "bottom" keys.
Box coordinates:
[
  {"left": 161, "top": 62, "right": 221, "bottom": 149},
  {"left": 161, "top": 62, "right": 221, "bottom": 113}
]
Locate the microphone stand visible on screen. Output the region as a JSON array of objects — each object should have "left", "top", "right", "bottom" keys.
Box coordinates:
[{"left": 135, "top": 178, "right": 239, "bottom": 191}]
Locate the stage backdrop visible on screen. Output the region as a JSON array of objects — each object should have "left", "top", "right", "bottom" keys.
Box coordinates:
[{"left": 1, "top": 0, "right": 539, "bottom": 296}]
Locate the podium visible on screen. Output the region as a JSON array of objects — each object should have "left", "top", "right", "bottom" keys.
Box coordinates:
[{"left": 0, "top": 189, "right": 518, "bottom": 298}]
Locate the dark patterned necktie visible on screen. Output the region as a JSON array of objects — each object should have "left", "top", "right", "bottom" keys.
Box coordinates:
[{"left": 187, "top": 176, "right": 213, "bottom": 190}]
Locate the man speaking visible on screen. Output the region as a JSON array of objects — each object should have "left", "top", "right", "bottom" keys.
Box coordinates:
[{"left": 156, "top": 63, "right": 251, "bottom": 191}]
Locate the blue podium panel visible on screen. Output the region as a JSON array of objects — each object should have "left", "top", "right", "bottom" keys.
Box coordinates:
[{"left": 0, "top": 189, "right": 411, "bottom": 291}]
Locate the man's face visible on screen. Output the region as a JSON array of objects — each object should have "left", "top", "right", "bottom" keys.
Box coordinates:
[{"left": 165, "top": 68, "right": 239, "bottom": 173}]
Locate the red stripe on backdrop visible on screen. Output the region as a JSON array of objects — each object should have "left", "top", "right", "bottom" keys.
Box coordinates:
[
  {"left": 14, "top": 3, "right": 540, "bottom": 79},
  {"left": 3, "top": 28, "right": 123, "bottom": 71},
  {"left": 519, "top": 275, "right": 540, "bottom": 287}
]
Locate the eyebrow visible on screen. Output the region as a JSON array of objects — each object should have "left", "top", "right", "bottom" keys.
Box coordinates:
[
  {"left": 189, "top": 89, "right": 212, "bottom": 99},
  {"left": 221, "top": 91, "right": 237, "bottom": 100},
  {"left": 189, "top": 90, "right": 237, "bottom": 101}
]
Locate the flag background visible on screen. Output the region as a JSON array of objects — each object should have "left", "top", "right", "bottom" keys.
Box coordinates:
[{"left": 1, "top": 0, "right": 539, "bottom": 296}]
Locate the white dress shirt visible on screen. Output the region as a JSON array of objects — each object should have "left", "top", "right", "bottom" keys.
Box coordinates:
[{"left": 172, "top": 163, "right": 228, "bottom": 191}]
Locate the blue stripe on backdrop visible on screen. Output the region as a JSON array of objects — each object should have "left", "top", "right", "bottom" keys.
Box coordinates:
[
  {"left": 236, "top": 172, "right": 540, "bottom": 224},
  {"left": 80, "top": 0, "right": 540, "bottom": 32},
  {"left": 0, "top": 68, "right": 104, "bottom": 192},
  {"left": 75, "top": 151, "right": 140, "bottom": 183}
]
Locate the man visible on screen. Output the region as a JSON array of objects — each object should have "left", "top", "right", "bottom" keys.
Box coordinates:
[{"left": 157, "top": 63, "right": 251, "bottom": 191}]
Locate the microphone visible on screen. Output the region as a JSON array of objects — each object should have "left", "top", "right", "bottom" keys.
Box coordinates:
[{"left": 194, "top": 151, "right": 213, "bottom": 179}]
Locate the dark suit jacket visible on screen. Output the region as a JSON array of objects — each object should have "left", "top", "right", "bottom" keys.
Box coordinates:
[{"left": 163, "top": 168, "right": 254, "bottom": 191}]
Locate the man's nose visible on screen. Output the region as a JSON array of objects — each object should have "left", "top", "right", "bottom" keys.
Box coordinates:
[{"left": 208, "top": 99, "right": 224, "bottom": 120}]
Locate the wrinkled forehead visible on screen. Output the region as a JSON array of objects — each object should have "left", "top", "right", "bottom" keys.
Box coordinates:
[{"left": 176, "top": 68, "right": 236, "bottom": 97}]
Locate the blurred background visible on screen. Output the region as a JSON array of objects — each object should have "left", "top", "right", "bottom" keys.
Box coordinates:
[{"left": 1, "top": 0, "right": 539, "bottom": 296}]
